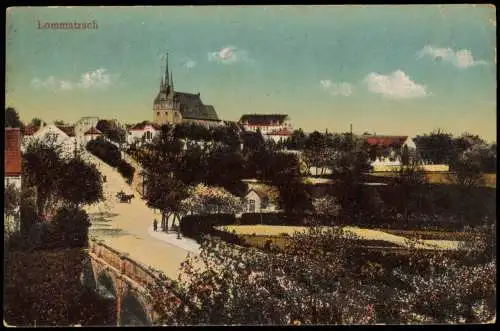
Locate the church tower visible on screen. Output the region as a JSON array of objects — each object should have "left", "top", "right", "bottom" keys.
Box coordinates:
[{"left": 153, "top": 53, "right": 182, "bottom": 125}]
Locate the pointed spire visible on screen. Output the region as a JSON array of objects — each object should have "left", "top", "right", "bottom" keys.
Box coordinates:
[
  {"left": 164, "top": 52, "right": 169, "bottom": 87},
  {"left": 170, "top": 70, "right": 174, "bottom": 91}
]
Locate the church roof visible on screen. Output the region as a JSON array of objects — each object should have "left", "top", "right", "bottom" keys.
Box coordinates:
[
  {"left": 239, "top": 114, "right": 289, "bottom": 125},
  {"left": 175, "top": 92, "right": 220, "bottom": 121}
]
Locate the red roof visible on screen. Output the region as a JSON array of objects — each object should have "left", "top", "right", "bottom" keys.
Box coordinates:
[
  {"left": 365, "top": 136, "right": 408, "bottom": 148},
  {"left": 56, "top": 125, "right": 76, "bottom": 137},
  {"left": 268, "top": 128, "right": 293, "bottom": 136},
  {"left": 84, "top": 127, "right": 102, "bottom": 135},
  {"left": 5, "top": 128, "right": 22, "bottom": 176}
]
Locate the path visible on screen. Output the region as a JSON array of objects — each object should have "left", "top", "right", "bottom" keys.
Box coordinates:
[{"left": 81, "top": 150, "right": 200, "bottom": 280}]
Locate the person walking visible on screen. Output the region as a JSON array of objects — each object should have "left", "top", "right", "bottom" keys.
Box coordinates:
[{"left": 153, "top": 219, "right": 158, "bottom": 232}]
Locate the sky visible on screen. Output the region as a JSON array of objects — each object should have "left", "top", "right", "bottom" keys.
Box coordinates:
[{"left": 5, "top": 5, "right": 497, "bottom": 142}]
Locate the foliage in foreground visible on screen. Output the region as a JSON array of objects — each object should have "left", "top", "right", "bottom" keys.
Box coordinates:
[
  {"left": 148, "top": 225, "right": 496, "bottom": 325},
  {"left": 3, "top": 249, "right": 115, "bottom": 326}
]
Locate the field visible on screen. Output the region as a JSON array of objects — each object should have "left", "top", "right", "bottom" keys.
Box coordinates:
[
  {"left": 369, "top": 172, "right": 496, "bottom": 188},
  {"left": 215, "top": 225, "right": 466, "bottom": 251}
]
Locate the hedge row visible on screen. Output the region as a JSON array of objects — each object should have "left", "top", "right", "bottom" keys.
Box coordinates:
[
  {"left": 86, "top": 138, "right": 135, "bottom": 183},
  {"left": 238, "top": 213, "right": 308, "bottom": 226},
  {"left": 180, "top": 214, "right": 236, "bottom": 241}
]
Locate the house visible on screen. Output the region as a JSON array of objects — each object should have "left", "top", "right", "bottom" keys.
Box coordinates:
[
  {"left": 243, "top": 186, "right": 280, "bottom": 213},
  {"left": 239, "top": 114, "right": 293, "bottom": 136},
  {"left": 22, "top": 123, "right": 77, "bottom": 158},
  {"left": 75, "top": 116, "right": 99, "bottom": 148},
  {"left": 126, "top": 121, "right": 161, "bottom": 145},
  {"left": 83, "top": 127, "right": 103, "bottom": 145},
  {"left": 4, "top": 128, "right": 22, "bottom": 236},
  {"left": 364, "top": 135, "right": 416, "bottom": 164}
]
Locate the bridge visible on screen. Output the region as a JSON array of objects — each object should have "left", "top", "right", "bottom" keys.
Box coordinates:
[{"left": 82, "top": 238, "right": 182, "bottom": 326}]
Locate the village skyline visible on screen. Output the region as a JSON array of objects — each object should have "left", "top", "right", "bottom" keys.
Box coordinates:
[{"left": 6, "top": 5, "right": 497, "bottom": 142}]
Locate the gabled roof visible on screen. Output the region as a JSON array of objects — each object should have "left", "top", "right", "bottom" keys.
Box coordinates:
[
  {"left": 246, "top": 188, "right": 267, "bottom": 200},
  {"left": 55, "top": 125, "right": 75, "bottom": 137},
  {"left": 239, "top": 114, "right": 289, "bottom": 125},
  {"left": 5, "top": 128, "right": 22, "bottom": 176},
  {"left": 84, "top": 127, "right": 102, "bottom": 135},
  {"left": 364, "top": 135, "right": 408, "bottom": 148},
  {"left": 268, "top": 128, "right": 293, "bottom": 136}
]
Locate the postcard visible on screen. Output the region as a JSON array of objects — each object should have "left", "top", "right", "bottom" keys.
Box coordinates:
[{"left": 4, "top": 5, "right": 496, "bottom": 326}]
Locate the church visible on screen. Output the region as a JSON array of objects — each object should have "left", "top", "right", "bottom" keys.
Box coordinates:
[{"left": 153, "top": 54, "right": 222, "bottom": 127}]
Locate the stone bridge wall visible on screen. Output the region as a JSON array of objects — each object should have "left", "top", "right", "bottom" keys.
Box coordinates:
[{"left": 87, "top": 239, "right": 176, "bottom": 325}]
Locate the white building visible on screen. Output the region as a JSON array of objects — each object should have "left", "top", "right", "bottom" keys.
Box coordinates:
[
  {"left": 243, "top": 187, "right": 279, "bottom": 213},
  {"left": 74, "top": 116, "right": 99, "bottom": 148},
  {"left": 83, "top": 127, "right": 103, "bottom": 145},
  {"left": 5, "top": 128, "right": 22, "bottom": 236},
  {"left": 239, "top": 114, "right": 293, "bottom": 136},
  {"left": 364, "top": 135, "right": 417, "bottom": 167},
  {"left": 126, "top": 122, "right": 161, "bottom": 146}
]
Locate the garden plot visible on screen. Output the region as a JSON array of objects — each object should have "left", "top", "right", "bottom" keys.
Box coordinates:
[{"left": 217, "top": 225, "right": 465, "bottom": 251}]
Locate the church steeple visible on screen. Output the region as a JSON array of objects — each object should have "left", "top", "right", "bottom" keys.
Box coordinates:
[
  {"left": 164, "top": 52, "right": 170, "bottom": 89},
  {"left": 170, "top": 71, "right": 174, "bottom": 92}
]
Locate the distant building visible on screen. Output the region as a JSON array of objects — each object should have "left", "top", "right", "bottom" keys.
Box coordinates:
[
  {"left": 363, "top": 135, "right": 417, "bottom": 167},
  {"left": 243, "top": 186, "right": 280, "bottom": 214},
  {"left": 83, "top": 127, "right": 103, "bottom": 145},
  {"left": 153, "top": 54, "right": 222, "bottom": 127},
  {"left": 75, "top": 116, "right": 99, "bottom": 148},
  {"left": 4, "top": 128, "right": 22, "bottom": 236},
  {"left": 126, "top": 121, "right": 161, "bottom": 145},
  {"left": 238, "top": 114, "right": 293, "bottom": 142}
]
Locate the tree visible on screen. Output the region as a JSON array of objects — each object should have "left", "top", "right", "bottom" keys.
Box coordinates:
[
  {"left": 4, "top": 183, "right": 21, "bottom": 218},
  {"left": 413, "top": 130, "right": 454, "bottom": 165},
  {"left": 54, "top": 120, "right": 66, "bottom": 126},
  {"left": 144, "top": 175, "right": 188, "bottom": 232},
  {"left": 22, "top": 135, "right": 65, "bottom": 216},
  {"left": 5, "top": 107, "right": 23, "bottom": 128},
  {"left": 51, "top": 206, "right": 91, "bottom": 248},
  {"left": 311, "top": 196, "right": 342, "bottom": 225},
  {"left": 180, "top": 184, "right": 244, "bottom": 216},
  {"left": 286, "top": 129, "right": 307, "bottom": 150},
  {"left": 30, "top": 117, "right": 44, "bottom": 128},
  {"left": 391, "top": 161, "right": 427, "bottom": 221},
  {"left": 401, "top": 144, "right": 410, "bottom": 166},
  {"left": 58, "top": 157, "right": 103, "bottom": 207}
]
